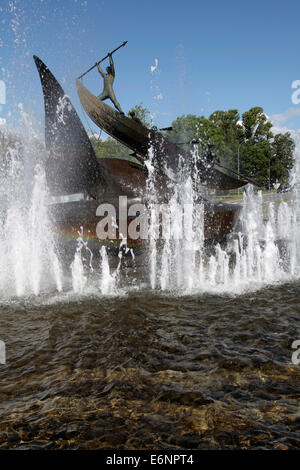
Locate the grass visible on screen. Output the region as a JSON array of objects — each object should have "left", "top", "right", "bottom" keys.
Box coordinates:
[{"left": 214, "top": 189, "right": 278, "bottom": 203}]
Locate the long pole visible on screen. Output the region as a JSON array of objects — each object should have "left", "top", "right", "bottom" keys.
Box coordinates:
[
  {"left": 237, "top": 141, "right": 244, "bottom": 194},
  {"left": 238, "top": 143, "right": 241, "bottom": 181},
  {"left": 216, "top": 162, "right": 262, "bottom": 188},
  {"left": 77, "top": 41, "right": 128, "bottom": 80}
]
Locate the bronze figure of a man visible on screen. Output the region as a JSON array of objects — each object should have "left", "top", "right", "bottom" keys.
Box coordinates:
[{"left": 97, "top": 53, "right": 123, "bottom": 114}]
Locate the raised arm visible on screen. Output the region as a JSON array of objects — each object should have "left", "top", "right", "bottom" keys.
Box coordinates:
[
  {"left": 109, "top": 53, "right": 115, "bottom": 77},
  {"left": 97, "top": 62, "right": 105, "bottom": 78}
]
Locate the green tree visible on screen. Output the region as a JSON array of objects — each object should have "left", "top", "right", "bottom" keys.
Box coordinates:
[
  {"left": 241, "top": 106, "right": 273, "bottom": 142},
  {"left": 90, "top": 136, "right": 128, "bottom": 159},
  {"left": 168, "top": 113, "right": 228, "bottom": 160},
  {"left": 208, "top": 109, "right": 244, "bottom": 169},
  {"left": 270, "top": 132, "right": 295, "bottom": 185},
  {"left": 127, "top": 102, "right": 152, "bottom": 127},
  {"left": 166, "top": 106, "right": 295, "bottom": 188},
  {"left": 168, "top": 112, "right": 242, "bottom": 168},
  {"left": 239, "top": 140, "right": 272, "bottom": 186},
  {"left": 89, "top": 103, "right": 295, "bottom": 188},
  {"left": 90, "top": 135, "right": 143, "bottom": 166},
  {"left": 238, "top": 107, "right": 291, "bottom": 187}
]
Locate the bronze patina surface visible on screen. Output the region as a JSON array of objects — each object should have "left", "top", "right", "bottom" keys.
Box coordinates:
[
  {"left": 76, "top": 79, "right": 248, "bottom": 191},
  {"left": 34, "top": 55, "right": 242, "bottom": 254}
]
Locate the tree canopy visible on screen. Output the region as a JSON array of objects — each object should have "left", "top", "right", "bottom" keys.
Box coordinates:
[
  {"left": 166, "top": 107, "right": 295, "bottom": 187},
  {"left": 127, "top": 102, "right": 152, "bottom": 127},
  {"left": 90, "top": 135, "right": 128, "bottom": 160},
  {"left": 90, "top": 104, "right": 295, "bottom": 188}
]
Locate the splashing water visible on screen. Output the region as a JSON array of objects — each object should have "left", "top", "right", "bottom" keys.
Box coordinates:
[
  {"left": 0, "top": 109, "right": 63, "bottom": 297},
  {"left": 70, "top": 237, "right": 121, "bottom": 296},
  {"left": 70, "top": 227, "right": 89, "bottom": 294},
  {"left": 0, "top": 164, "right": 63, "bottom": 297},
  {"left": 145, "top": 143, "right": 300, "bottom": 295},
  {"left": 99, "top": 245, "right": 121, "bottom": 295},
  {"left": 1, "top": 123, "right": 300, "bottom": 298}
]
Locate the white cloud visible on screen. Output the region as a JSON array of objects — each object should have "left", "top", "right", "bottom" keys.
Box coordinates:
[
  {"left": 271, "top": 125, "right": 300, "bottom": 140},
  {"left": 268, "top": 108, "right": 300, "bottom": 142},
  {"left": 154, "top": 93, "right": 163, "bottom": 100},
  {"left": 269, "top": 107, "right": 300, "bottom": 127}
]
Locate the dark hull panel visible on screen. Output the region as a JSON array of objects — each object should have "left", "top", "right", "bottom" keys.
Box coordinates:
[
  {"left": 76, "top": 80, "right": 247, "bottom": 191},
  {"left": 49, "top": 197, "right": 241, "bottom": 252},
  {"left": 99, "top": 157, "right": 168, "bottom": 199},
  {"left": 34, "top": 56, "right": 112, "bottom": 196}
]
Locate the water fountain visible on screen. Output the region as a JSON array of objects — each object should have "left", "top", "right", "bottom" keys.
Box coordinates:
[
  {"left": 145, "top": 147, "right": 300, "bottom": 295},
  {"left": 0, "top": 118, "right": 63, "bottom": 298},
  {"left": 0, "top": 118, "right": 300, "bottom": 298},
  {"left": 1, "top": 2, "right": 299, "bottom": 299}
]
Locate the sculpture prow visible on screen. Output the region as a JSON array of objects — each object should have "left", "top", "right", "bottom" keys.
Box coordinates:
[
  {"left": 76, "top": 79, "right": 248, "bottom": 191},
  {"left": 34, "top": 55, "right": 111, "bottom": 196}
]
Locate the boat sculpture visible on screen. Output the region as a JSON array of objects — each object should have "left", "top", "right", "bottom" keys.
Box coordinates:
[
  {"left": 34, "top": 55, "right": 243, "bottom": 257},
  {"left": 76, "top": 79, "right": 247, "bottom": 191}
]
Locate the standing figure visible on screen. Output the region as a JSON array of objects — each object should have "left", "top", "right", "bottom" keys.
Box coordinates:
[{"left": 97, "top": 53, "right": 123, "bottom": 114}]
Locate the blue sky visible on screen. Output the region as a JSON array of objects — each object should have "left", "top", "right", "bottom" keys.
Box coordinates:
[{"left": 1, "top": 0, "right": 300, "bottom": 136}]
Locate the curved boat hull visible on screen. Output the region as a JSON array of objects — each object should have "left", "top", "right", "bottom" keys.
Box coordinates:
[
  {"left": 33, "top": 56, "right": 242, "bottom": 257},
  {"left": 76, "top": 79, "right": 247, "bottom": 191}
]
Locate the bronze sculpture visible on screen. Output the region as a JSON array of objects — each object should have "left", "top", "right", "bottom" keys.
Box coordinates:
[
  {"left": 97, "top": 53, "right": 123, "bottom": 114},
  {"left": 76, "top": 79, "right": 249, "bottom": 190},
  {"left": 33, "top": 55, "right": 244, "bottom": 255}
]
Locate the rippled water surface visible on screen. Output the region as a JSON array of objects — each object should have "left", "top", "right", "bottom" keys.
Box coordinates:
[{"left": 1, "top": 280, "right": 300, "bottom": 450}]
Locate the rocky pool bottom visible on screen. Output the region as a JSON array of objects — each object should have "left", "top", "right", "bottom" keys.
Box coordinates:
[{"left": 0, "top": 280, "right": 299, "bottom": 450}]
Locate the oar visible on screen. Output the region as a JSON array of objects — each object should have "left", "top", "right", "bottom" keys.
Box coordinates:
[
  {"left": 216, "top": 162, "right": 262, "bottom": 188},
  {"left": 77, "top": 41, "right": 128, "bottom": 80}
]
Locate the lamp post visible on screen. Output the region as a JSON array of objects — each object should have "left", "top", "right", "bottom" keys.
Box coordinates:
[
  {"left": 238, "top": 143, "right": 241, "bottom": 180},
  {"left": 237, "top": 140, "right": 246, "bottom": 194},
  {"left": 269, "top": 155, "right": 274, "bottom": 191}
]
